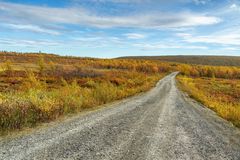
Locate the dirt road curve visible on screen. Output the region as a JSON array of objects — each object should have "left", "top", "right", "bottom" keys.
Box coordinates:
[{"left": 0, "top": 72, "right": 240, "bottom": 160}]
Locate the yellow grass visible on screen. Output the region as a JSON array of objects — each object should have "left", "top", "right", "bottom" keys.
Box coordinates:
[
  {"left": 1, "top": 52, "right": 240, "bottom": 134},
  {"left": 177, "top": 76, "right": 240, "bottom": 127},
  {"left": 0, "top": 67, "right": 164, "bottom": 133}
]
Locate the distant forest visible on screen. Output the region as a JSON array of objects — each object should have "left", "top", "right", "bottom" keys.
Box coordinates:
[{"left": 119, "top": 56, "right": 240, "bottom": 66}]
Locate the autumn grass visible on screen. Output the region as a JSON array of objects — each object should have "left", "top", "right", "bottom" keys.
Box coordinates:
[
  {"left": 0, "top": 56, "right": 168, "bottom": 134},
  {"left": 2, "top": 51, "right": 239, "bottom": 134},
  {"left": 0, "top": 68, "right": 164, "bottom": 134},
  {"left": 177, "top": 75, "right": 240, "bottom": 127}
]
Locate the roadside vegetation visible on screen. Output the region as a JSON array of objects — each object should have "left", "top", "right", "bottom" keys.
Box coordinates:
[
  {"left": 126, "top": 54, "right": 240, "bottom": 127},
  {"left": 0, "top": 51, "right": 240, "bottom": 133},
  {"left": 177, "top": 72, "right": 240, "bottom": 127},
  {"left": 0, "top": 52, "right": 169, "bottom": 133}
]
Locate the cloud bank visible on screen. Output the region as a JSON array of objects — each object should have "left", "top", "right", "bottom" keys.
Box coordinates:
[{"left": 0, "top": 2, "right": 220, "bottom": 29}]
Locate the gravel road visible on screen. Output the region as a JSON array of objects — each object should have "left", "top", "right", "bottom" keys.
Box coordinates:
[{"left": 0, "top": 72, "right": 240, "bottom": 160}]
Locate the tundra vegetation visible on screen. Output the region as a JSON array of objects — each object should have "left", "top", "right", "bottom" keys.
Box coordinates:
[
  {"left": 0, "top": 51, "right": 240, "bottom": 134},
  {"left": 176, "top": 64, "right": 240, "bottom": 128},
  {"left": 177, "top": 74, "right": 240, "bottom": 127},
  {"left": 0, "top": 52, "right": 168, "bottom": 133},
  {"left": 120, "top": 55, "right": 240, "bottom": 67}
]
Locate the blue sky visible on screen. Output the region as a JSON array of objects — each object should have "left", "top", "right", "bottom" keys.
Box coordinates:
[{"left": 0, "top": 0, "right": 239, "bottom": 57}]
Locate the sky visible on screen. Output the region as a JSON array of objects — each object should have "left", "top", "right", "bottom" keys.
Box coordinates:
[{"left": 0, "top": 0, "right": 240, "bottom": 58}]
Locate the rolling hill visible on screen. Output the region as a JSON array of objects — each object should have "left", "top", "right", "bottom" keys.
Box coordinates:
[{"left": 118, "top": 56, "right": 240, "bottom": 66}]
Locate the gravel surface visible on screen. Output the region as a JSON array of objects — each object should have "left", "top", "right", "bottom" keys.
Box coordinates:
[{"left": 0, "top": 72, "right": 240, "bottom": 160}]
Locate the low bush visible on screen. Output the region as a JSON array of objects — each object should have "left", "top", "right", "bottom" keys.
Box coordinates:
[
  {"left": 0, "top": 71, "right": 163, "bottom": 132},
  {"left": 177, "top": 76, "right": 240, "bottom": 127}
]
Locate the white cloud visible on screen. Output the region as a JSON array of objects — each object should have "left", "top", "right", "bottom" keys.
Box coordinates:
[
  {"left": 0, "top": 2, "right": 220, "bottom": 29},
  {"left": 193, "top": 0, "right": 210, "bottom": 5},
  {"left": 0, "top": 35, "right": 124, "bottom": 49},
  {"left": 73, "top": 36, "right": 121, "bottom": 43},
  {"left": 0, "top": 38, "right": 60, "bottom": 47},
  {"left": 70, "top": 35, "right": 125, "bottom": 48},
  {"left": 177, "top": 31, "right": 240, "bottom": 46},
  {"left": 5, "top": 24, "right": 60, "bottom": 35},
  {"left": 133, "top": 43, "right": 208, "bottom": 50},
  {"left": 230, "top": 4, "right": 237, "bottom": 9},
  {"left": 90, "top": 0, "right": 146, "bottom": 3},
  {"left": 176, "top": 33, "right": 192, "bottom": 37},
  {"left": 230, "top": 3, "right": 240, "bottom": 11},
  {"left": 72, "top": 37, "right": 103, "bottom": 42},
  {"left": 124, "top": 33, "right": 146, "bottom": 39},
  {"left": 223, "top": 47, "right": 240, "bottom": 51},
  {"left": 76, "top": 0, "right": 210, "bottom": 5}
]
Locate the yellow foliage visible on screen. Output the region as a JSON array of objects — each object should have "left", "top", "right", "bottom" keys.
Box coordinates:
[
  {"left": 0, "top": 69, "right": 164, "bottom": 132},
  {"left": 177, "top": 76, "right": 240, "bottom": 127}
]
